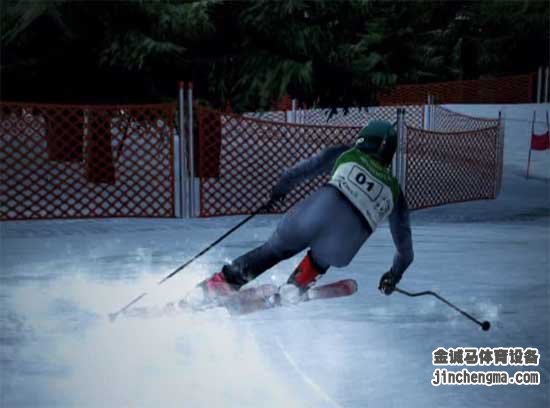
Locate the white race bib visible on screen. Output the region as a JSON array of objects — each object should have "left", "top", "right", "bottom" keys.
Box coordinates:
[{"left": 329, "top": 162, "right": 395, "bottom": 231}]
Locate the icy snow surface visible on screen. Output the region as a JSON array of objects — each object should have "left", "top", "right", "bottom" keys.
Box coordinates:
[{"left": 1, "top": 104, "right": 549, "bottom": 407}]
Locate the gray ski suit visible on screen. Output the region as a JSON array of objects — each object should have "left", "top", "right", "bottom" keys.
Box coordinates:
[{"left": 223, "top": 145, "right": 414, "bottom": 286}]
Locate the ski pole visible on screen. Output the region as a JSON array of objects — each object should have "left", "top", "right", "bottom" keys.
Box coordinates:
[
  {"left": 394, "top": 287, "right": 491, "bottom": 331},
  {"left": 108, "top": 201, "right": 273, "bottom": 322}
]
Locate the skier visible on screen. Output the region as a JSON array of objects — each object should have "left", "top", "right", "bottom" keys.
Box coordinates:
[{"left": 182, "top": 120, "right": 414, "bottom": 309}]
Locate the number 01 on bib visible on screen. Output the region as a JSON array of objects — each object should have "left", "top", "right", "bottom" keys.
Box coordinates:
[{"left": 329, "top": 148, "right": 400, "bottom": 231}]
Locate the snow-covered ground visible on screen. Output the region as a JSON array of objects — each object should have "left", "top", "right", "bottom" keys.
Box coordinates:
[{"left": 1, "top": 104, "right": 549, "bottom": 407}]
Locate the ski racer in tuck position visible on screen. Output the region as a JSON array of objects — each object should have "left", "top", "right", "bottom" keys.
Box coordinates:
[{"left": 181, "top": 120, "right": 414, "bottom": 309}]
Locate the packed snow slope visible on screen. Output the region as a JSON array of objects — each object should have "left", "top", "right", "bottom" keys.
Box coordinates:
[{"left": 1, "top": 104, "right": 549, "bottom": 407}]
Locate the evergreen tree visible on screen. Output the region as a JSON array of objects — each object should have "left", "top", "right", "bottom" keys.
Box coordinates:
[{"left": 1, "top": 0, "right": 548, "bottom": 108}]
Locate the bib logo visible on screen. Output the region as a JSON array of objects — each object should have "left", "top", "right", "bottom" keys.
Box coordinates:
[{"left": 375, "top": 196, "right": 392, "bottom": 216}]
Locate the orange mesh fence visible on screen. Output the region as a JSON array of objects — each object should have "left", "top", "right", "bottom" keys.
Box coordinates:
[
  {"left": 379, "top": 73, "right": 535, "bottom": 105},
  {"left": 295, "top": 105, "right": 424, "bottom": 129},
  {"left": 296, "top": 108, "right": 369, "bottom": 127},
  {"left": 432, "top": 105, "right": 499, "bottom": 132},
  {"left": 496, "top": 119, "right": 505, "bottom": 195},
  {"left": 197, "top": 105, "right": 504, "bottom": 216},
  {"left": 1, "top": 102, "right": 177, "bottom": 220},
  {"left": 243, "top": 111, "right": 287, "bottom": 123},
  {"left": 404, "top": 123, "right": 504, "bottom": 210},
  {"left": 365, "top": 106, "right": 424, "bottom": 128},
  {"left": 197, "top": 105, "right": 361, "bottom": 216}
]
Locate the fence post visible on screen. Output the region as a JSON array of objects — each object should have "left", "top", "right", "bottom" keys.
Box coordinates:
[
  {"left": 394, "top": 108, "right": 407, "bottom": 191},
  {"left": 433, "top": 95, "right": 438, "bottom": 131},
  {"left": 526, "top": 111, "right": 535, "bottom": 179},
  {"left": 392, "top": 108, "right": 399, "bottom": 178},
  {"left": 425, "top": 94, "right": 434, "bottom": 131},
  {"left": 422, "top": 94, "right": 430, "bottom": 130},
  {"left": 187, "top": 83, "right": 198, "bottom": 217},
  {"left": 403, "top": 108, "right": 408, "bottom": 191},
  {"left": 178, "top": 81, "right": 190, "bottom": 218},
  {"left": 290, "top": 99, "right": 297, "bottom": 123},
  {"left": 537, "top": 67, "right": 542, "bottom": 103},
  {"left": 495, "top": 111, "right": 502, "bottom": 197},
  {"left": 545, "top": 66, "right": 549, "bottom": 103},
  {"left": 424, "top": 94, "right": 435, "bottom": 131}
]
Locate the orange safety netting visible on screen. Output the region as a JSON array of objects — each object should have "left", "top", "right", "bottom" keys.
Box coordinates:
[
  {"left": 292, "top": 105, "right": 424, "bottom": 129},
  {"left": 404, "top": 123, "right": 504, "bottom": 210},
  {"left": 379, "top": 73, "right": 535, "bottom": 105},
  {"left": 432, "top": 105, "right": 499, "bottom": 132},
  {"left": 365, "top": 106, "right": 424, "bottom": 129},
  {"left": 243, "top": 111, "right": 288, "bottom": 123},
  {"left": 294, "top": 108, "right": 369, "bottom": 127},
  {"left": 197, "top": 105, "right": 504, "bottom": 215},
  {"left": 197, "top": 106, "right": 361, "bottom": 216},
  {"left": 1, "top": 102, "right": 177, "bottom": 220}
]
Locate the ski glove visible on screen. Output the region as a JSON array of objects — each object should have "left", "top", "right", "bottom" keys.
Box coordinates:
[
  {"left": 378, "top": 270, "right": 401, "bottom": 295},
  {"left": 269, "top": 180, "right": 290, "bottom": 206}
]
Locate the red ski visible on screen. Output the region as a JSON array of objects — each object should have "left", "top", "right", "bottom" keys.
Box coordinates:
[
  {"left": 222, "top": 279, "right": 358, "bottom": 315},
  {"left": 122, "top": 279, "right": 357, "bottom": 318}
]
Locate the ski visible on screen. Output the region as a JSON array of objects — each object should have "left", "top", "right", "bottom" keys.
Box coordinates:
[
  {"left": 222, "top": 278, "right": 358, "bottom": 315},
  {"left": 121, "top": 279, "right": 358, "bottom": 319}
]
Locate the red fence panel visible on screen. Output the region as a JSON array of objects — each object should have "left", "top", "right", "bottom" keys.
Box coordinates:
[
  {"left": 404, "top": 124, "right": 504, "bottom": 210},
  {"left": 379, "top": 73, "right": 535, "bottom": 105},
  {"left": 0, "top": 102, "right": 177, "bottom": 220},
  {"left": 197, "top": 106, "right": 361, "bottom": 217},
  {"left": 243, "top": 111, "right": 288, "bottom": 123},
  {"left": 432, "top": 106, "right": 499, "bottom": 132},
  {"left": 364, "top": 106, "right": 424, "bottom": 129},
  {"left": 292, "top": 106, "right": 423, "bottom": 129},
  {"left": 197, "top": 105, "right": 504, "bottom": 215},
  {"left": 296, "top": 108, "right": 369, "bottom": 127}
]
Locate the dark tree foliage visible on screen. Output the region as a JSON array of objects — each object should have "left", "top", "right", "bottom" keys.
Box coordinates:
[{"left": 1, "top": 0, "right": 548, "bottom": 110}]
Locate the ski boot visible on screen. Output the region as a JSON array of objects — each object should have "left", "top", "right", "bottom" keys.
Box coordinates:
[
  {"left": 180, "top": 266, "right": 242, "bottom": 310},
  {"left": 271, "top": 251, "right": 327, "bottom": 306}
]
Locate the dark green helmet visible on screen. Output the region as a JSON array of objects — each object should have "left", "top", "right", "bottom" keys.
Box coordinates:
[{"left": 355, "top": 120, "right": 397, "bottom": 166}]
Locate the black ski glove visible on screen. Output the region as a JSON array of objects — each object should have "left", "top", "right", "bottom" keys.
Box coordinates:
[
  {"left": 378, "top": 270, "right": 401, "bottom": 295},
  {"left": 269, "top": 181, "right": 290, "bottom": 207}
]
